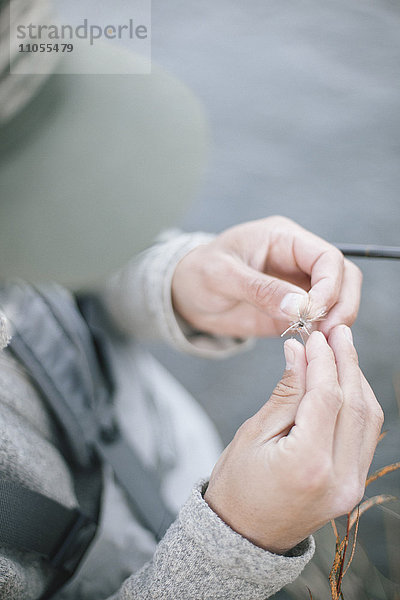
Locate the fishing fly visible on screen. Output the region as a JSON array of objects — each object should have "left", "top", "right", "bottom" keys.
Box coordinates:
[{"left": 280, "top": 297, "right": 326, "bottom": 343}]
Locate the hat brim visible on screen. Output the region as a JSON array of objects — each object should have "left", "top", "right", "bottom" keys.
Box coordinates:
[{"left": 0, "top": 44, "right": 208, "bottom": 288}]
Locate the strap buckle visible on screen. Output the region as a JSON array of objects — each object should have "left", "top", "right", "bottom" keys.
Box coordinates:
[{"left": 50, "top": 510, "right": 97, "bottom": 574}]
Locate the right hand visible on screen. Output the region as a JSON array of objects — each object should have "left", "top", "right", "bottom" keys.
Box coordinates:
[
  {"left": 204, "top": 326, "right": 384, "bottom": 554},
  {"left": 172, "top": 216, "right": 362, "bottom": 339}
]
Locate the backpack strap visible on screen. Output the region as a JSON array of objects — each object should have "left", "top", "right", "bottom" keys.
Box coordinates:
[
  {"left": 1, "top": 283, "right": 98, "bottom": 468},
  {"left": 0, "top": 480, "right": 97, "bottom": 575},
  {"left": 77, "top": 292, "right": 177, "bottom": 540},
  {"left": 0, "top": 282, "right": 174, "bottom": 547}
]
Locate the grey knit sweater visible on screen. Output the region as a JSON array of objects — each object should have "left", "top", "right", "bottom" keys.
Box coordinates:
[{"left": 0, "top": 232, "right": 314, "bottom": 600}]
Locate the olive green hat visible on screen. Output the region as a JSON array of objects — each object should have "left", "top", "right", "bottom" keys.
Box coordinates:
[{"left": 0, "top": 44, "right": 208, "bottom": 288}]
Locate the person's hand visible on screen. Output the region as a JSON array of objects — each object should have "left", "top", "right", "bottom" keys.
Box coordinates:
[
  {"left": 172, "top": 216, "right": 362, "bottom": 338},
  {"left": 204, "top": 326, "right": 383, "bottom": 554}
]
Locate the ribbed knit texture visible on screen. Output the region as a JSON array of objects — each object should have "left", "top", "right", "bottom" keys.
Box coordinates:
[
  {"left": 0, "top": 232, "right": 314, "bottom": 599},
  {"left": 102, "top": 230, "right": 253, "bottom": 358},
  {"left": 119, "top": 481, "right": 314, "bottom": 600}
]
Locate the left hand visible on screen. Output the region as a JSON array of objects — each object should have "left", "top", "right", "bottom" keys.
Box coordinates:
[
  {"left": 172, "top": 216, "right": 362, "bottom": 338},
  {"left": 203, "top": 327, "right": 383, "bottom": 553}
]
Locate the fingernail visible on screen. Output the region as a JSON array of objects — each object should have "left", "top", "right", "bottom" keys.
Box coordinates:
[
  {"left": 280, "top": 293, "right": 307, "bottom": 318},
  {"left": 342, "top": 325, "right": 353, "bottom": 344},
  {"left": 284, "top": 341, "right": 296, "bottom": 370}
]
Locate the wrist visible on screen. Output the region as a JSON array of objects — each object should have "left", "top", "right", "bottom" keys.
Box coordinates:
[
  {"left": 203, "top": 484, "right": 317, "bottom": 556},
  {"left": 203, "top": 489, "right": 295, "bottom": 555}
]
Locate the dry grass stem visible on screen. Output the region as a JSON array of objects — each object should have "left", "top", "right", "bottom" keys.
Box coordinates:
[
  {"left": 365, "top": 462, "right": 400, "bottom": 487},
  {"left": 349, "top": 495, "right": 397, "bottom": 531},
  {"left": 342, "top": 507, "right": 359, "bottom": 578},
  {"left": 308, "top": 435, "right": 399, "bottom": 599},
  {"left": 377, "top": 430, "right": 388, "bottom": 444}
]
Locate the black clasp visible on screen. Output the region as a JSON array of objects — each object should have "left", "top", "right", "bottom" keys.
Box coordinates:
[{"left": 50, "top": 510, "right": 97, "bottom": 574}]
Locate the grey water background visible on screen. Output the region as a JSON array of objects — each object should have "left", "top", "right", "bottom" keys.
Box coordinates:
[
  {"left": 71, "top": 0, "right": 400, "bottom": 587},
  {"left": 149, "top": 1, "right": 400, "bottom": 586},
  {"left": 150, "top": 2, "right": 400, "bottom": 456}
]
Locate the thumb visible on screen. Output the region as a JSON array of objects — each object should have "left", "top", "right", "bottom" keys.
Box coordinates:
[
  {"left": 232, "top": 262, "right": 308, "bottom": 320},
  {"left": 255, "top": 339, "right": 307, "bottom": 439}
]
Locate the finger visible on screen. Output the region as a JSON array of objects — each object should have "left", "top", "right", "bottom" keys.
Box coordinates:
[
  {"left": 328, "top": 325, "right": 365, "bottom": 469},
  {"left": 198, "top": 303, "right": 288, "bottom": 338},
  {"left": 227, "top": 259, "right": 308, "bottom": 320},
  {"left": 319, "top": 259, "right": 363, "bottom": 335},
  {"left": 305, "top": 331, "right": 340, "bottom": 393},
  {"left": 273, "top": 229, "right": 345, "bottom": 316},
  {"left": 328, "top": 326, "right": 384, "bottom": 497},
  {"left": 293, "top": 331, "right": 343, "bottom": 449},
  {"left": 254, "top": 339, "right": 307, "bottom": 440},
  {"left": 358, "top": 371, "right": 384, "bottom": 481},
  {"left": 306, "top": 247, "right": 344, "bottom": 316}
]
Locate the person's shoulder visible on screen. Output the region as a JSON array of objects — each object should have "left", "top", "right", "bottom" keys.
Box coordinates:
[
  {"left": 0, "top": 352, "right": 56, "bottom": 442},
  {"left": 0, "top": 352, "right": 78, "bottom": 599}
]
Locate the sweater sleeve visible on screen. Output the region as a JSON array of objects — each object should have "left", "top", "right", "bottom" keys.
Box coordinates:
[
  {"left": 114, "top": 481, "right": 314, "bottom": 600},
  {"left": 101, "top": 230, "right": 254, "bottom": 358}
]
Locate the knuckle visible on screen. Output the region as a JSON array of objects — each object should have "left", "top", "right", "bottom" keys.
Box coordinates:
[
  {"left": 201, "top": 255, "right": 224, "bottom": 281},
  {"left": 370, "top": 402, "right": 384, "bottom": 428},
  {"left": 295, "top": 455, "right": 332, "bottom": 493},
  {"left": 376, "top": 404, "right": 385, "bottom": 426},
  {"left": 347, "top": 259, "right": 363, "bottom": 283},
  {"left": 271, "top": 372, "right": 300, "bottom": 401},
  {"left": 247, "top": 277, "right": 280, "bottom": 307},
  {"left": 267, "top": 215, "right": 293, "bottom": 227},
  {"left": 236, "top": 312, "right": 259, "bottom": 335},
  {"left": 334, "top": 483, "right": 364, "bottom": 515},
  {"left": 338, "top": 304, "right": 361, "bottom": 328},
  {"left": 234, "top": 417, "right": 256, "bottom": 441},
  {"left": 348, "top": 344, "right": 359, "bottom": 363},
  {"left": 349, "top": 398, "right": 367, "bottom": 427},
  {"left": 323, "top": 245, "right": 344, "bottom": 273},
  {"left": 333, "top": 246, "right": 345, "bottom": 267},
  {"left": 355, "top": 264, "right": 363, "bottom": 284},
  {"left": 338, "top": 262, "right": 363, "bottom": 325},
  {"left": 347, "top": 344, "right": 361, "bottom": 368},
  {"left": 321, "top": 386, "right": 343, "bottom": 410}
]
